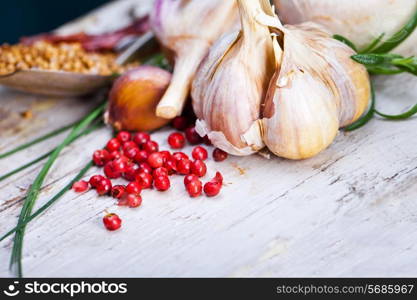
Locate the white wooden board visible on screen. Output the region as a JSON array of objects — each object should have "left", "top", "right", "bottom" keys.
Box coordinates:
[{"left": 1, "top": 0, "right": 417, "bottom": 277}]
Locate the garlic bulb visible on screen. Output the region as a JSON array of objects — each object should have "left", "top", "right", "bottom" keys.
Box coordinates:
[
  {"left": 191, "top": 0, "right": 276, "bottom": 156},
  {"left": 274, "top": 0, "right": 417, "bottom": 55},
  {"left": 259, "top": 17, "right": 371, "bottom": 159},
  {"left": 150, "top": 0, "right": 238, "bottom": 119}
]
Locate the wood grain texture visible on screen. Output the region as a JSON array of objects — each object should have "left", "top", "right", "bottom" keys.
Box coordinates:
[{"left": 1, "top": 0, "right": 417, "bottom": 277}]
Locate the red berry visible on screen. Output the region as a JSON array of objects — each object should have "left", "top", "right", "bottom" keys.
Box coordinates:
[
  {"left": 213, "top": 171, "right": 223, "bottom": 184},
  {"left": 92, "top": 149, "right": 111, "bottom": 166},
  {"left": 203, "top": 135, "right": 212, "bottom": 146},
  {"left": 136, "top": 172, "right": 153, "bottom": 189},
  {"left": 106, "top": 138, "right": 121, "bottom": 152},
  {"left": 134, "top": 150, "right": 149, "bottom": 163},
  {"left": 185, "top": 126, "right": 203, "bottom": 145},
  {"left": 109, "top": 150, "right": 122, "bottom": 160},
  {"left": 213, "top": 148, "right": 228, "bottom": 162},
  {"left": 138, "top": 162, "right": 153, "bottom": 174},
  {"left": 124, "top": 146, "right": 140, "bottom": 159},
  {"left": 186, "top": 180, "right": 202, "bottom": 197},
  {"left": 203, "top": 181, "right": 221, "bottom": 197},
  {"left": 172, "top": 116, "right": 189, "bottom": 131},
  {"left": 126, "top": 181, "right": 142, "bottom": 195},
  {"left": 203, "top": 172, "right": 223, "bottom": 197},
  {"left": 184, "top": 174, "right": 199, "bottom": 186},
  {"left": 111, "top": 185, "right": 126, "bottom": 199},
  {"left": 126, "top": 194, "right": 142, "bottom": 208},
  {"left": 159, "top": 150, "right": 171, "bottom": 162},
  {"left": 103, "top": 213, "right": 122, "bottom": 231},
  {"left": 154, "top": 175, "right": 170, "bottom": 191},
  {"left": 116, "top": 131, "right": 131, "bottom": 143},
  {"left": 104, "top": 161, "right": 122, "bottom": 179},
  {"left": 153, "top": 167, "right": 169, "bottom": 178},
  {"left": 123, "top": 162, "right": 140, "bottom": 181},
  {"left": 89, "top": 175, "right": 105, "bottom": 188},
  {"left": 142, "top": 140, "right": 159, "bottom": 153},
  {"left": 112, "top": 157, "right": 128, "bottom": 173},
  {"left": 172, "top": 152, "right": 189, "bottom": 162},
  {"left": 177, "top": 158, "right": 191, "bottom": 175},
  {"left": 96, "top": 177, "right": 112, "bottom": 196},
  {"left": 122, "top": 141, "right": 137, "bottom": 152},
  {"left": 168, "top": 132, "right": 186, "bottom": 149},
  {"left": 191, "top": 160, "right": 207, "bottom": 177},
  {"left": 133, "top": 132, "right": 151, "bottom": 146},
  {"left": 147, "top": 152, "right": 164, "bottom": 169},
  {"left": 192, "top": 146, "right": 208, "bottom": 161},
  {"left": 164, "top": 158, "right": 177, "bottom": 175},
  {"left": 117, "top": 197, "right": 128, "bottom": 206},
  {"left": 72, "top": 180, "right": 89, "bottom": 193}
]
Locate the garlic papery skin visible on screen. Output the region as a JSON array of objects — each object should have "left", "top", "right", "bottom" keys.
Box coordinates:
[
  {"left": 150, "top": 0, "right": 238, "bottom": 119},
  {"left": 191, "top": 0, "right": 276, "bottom": 156},
  {"left": 260, "top": 21, "right": 370, "bottom": 159},
  {"left": 274, "top": 0, "right": 417, "bottom": 55},
  {"left": 289, "top": 23, "right": 371, "bottom": 127}
]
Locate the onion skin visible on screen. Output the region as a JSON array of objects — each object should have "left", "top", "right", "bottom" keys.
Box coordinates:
[
  {"left": 106, "top": 66, "right": 172, "bottom": 132},
  {"left": 275, "top": 0, "right": 417, "bottom": 55}
]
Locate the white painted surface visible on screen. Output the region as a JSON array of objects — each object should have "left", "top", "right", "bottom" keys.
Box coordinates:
[{"left": 1, "top": 0, "right": 417, "bottom": 277}]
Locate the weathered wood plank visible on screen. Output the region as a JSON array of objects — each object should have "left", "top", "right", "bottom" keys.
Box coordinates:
[{"left": 1, "top": 0, "right": 417, "bottom": 277}]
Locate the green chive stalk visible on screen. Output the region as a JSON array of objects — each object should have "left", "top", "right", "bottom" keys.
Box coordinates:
[{"left": 10, "top": 102, "right": 106, "bottom": 277}]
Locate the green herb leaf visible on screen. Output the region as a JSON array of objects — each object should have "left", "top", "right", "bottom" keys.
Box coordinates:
[
  {"left": 372, "top": 10, "right": 417, "bottom": 54},
  {"left": 351, "top": 53, "right": 403, "bottom": 66},
  {"left": 333, "top": 34, "right": 358, "bottom": 52},
  {"left": 375, "top": 102, "right": 417, "bottom": 120},
  {"left": 9, "top": 102, "right": 106, "bottom": 277},
  {"left": 352, "top": 53, "right": 417, "bottom": 76},
  {"left": 359, "top": 33, "right": 385, "bottom": 54}
]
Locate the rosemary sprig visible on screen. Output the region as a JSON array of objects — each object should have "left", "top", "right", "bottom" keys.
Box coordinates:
[
  {"left": 352, "top": 53, "right": 417, "bottom": 76},
  {"left": 0, "top": 161, "right": 93, "bottom": 243},
  {"left": 333, "top": 8, "right": 417, "bottom": 76},
  {"left": 372, "top": 9, "right": 417, "bottom": 54},
  {"left": 359, "top": 33, "right": 385, "bottom": 54},
  {"left": 0, "top": 121, "right": 103, "bottom": 182},
  {"left": 0, "top": 121, "right": 79, "bottom": 159},
  {"left": 333, "top": 9, "right": 417, "bottom": 131},
  {"left": 333, "top": 34, "right": 358, "bottom": 52},
  {"left": 10, "top": 102, "right": 106, "bottom": 277}
]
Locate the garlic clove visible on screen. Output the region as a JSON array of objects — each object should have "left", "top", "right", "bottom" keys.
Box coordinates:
[
  {"left": 284, "top": 22, "right": 371, "bottom": 127},
  {"left": 260, "top": 16, "right": 370, "bottom": 159},
  {"left": 150, "top": 0, "right": 239, "bottom": 119},
  {"left": 191, "top": 0, "right": 275, "bottom": 156},
  {"left": 261, "top": 64, "right": 340, "bottom": 160}
]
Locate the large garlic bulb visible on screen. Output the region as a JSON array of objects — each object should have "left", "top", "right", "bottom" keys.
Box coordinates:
[
  {"left": 260, "top": 19, "right": 371, "bottom": 159},
  {"left": 191, "top": 0, "right": 276, "bottom": 156},
  {"left": 150, "top": 0, "right": 238, "bottom": 119},
  {"left": 274, "top": 0, "right": 417, "bottom": 55}
]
